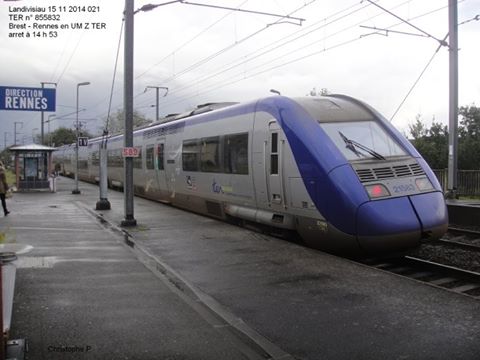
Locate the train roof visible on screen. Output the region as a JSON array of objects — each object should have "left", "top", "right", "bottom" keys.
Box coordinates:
[
  {"left": 155, "top": 102, "right": 239, "bottom": 124},
  {"left": 55, "top": 95, "right": 376, "bottom": 150},
  {"left": 293, "top": 95, "right": 374, "bottom": 123},
  {"left": 101, "top": 102, "right": 240, "bottom": 141}
]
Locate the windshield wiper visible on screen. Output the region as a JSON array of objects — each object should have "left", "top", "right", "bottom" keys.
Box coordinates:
[{"left": 338, "top": 131, "right": 386, "bottom": 160}]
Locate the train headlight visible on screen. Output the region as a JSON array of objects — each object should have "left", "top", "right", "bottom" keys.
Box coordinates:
[
  {"left": 365, "top": 184, "right": 390, "bottom": 199},
  {"left": 415, "top": 177, "right": 434, "bottom": 191}
]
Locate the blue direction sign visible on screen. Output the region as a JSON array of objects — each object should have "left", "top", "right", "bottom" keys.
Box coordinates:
[{"left": 0, "top": 86, "right": 56, "bottom": 112}]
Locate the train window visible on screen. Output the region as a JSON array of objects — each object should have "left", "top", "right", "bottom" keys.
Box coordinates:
[
  {"left": 224, "top": 133, "right": 248, "bottom": 175},
  {"left": 270, "top": 132, "right": 278, "bottom": 175},
  {"left": 146, "top": 145, "right": 154, "bottom": 170},
  {"left": 201, "top": 137, "right": 221, "bottom": 173},
  {"left": 320, "top": 121, "right": 407, "bottom": 161},
  {"left": 182, "top": 139, "right": 200, "bottom": 171},
  {"left": 271, "top": 133, "right": 278, "bottom": 153},
  {"left": 271, "top": 155, "right": 278, "bottom": 175},
  {"left": 157, "top": 143, "right": 164, "bottom": 170},
  {"left": 133, "top": 147, "right": 143, "bottom": 169}
]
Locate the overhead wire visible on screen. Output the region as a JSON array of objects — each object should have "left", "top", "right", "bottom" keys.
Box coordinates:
[
  {"left": 93, "top": 0, "right": 460, "bottom": 125},
  {"left": 135, "top": 0, "right": 250, "bottom": 80},
  {"left": 94, "top": 0, "right": 319, "bottom": 121},
  {"left": 390, "top": 12, "right": 480, "bottom": 121},
  {"left": 363, "top": 0, "right": 448, "bottom": 46},
  {"left": 138, "top": 0, "right": 317, "bottom": 91},
  {"left": 459, "top": 13, "right": 479, "bottom": 25},
  {"left": 49, "top": 0, "right": 110, "bottom": 86},
  {"left": 157, "top": 0, "right": 410, "bottom": 108},
  {"left": 390, "top": 33, "right": 449, "bottom": 121},
  {"left": 52, "top": 18, "right": 90, "bottom": 85},
  {"left": 147, "top": 0, "right": 370, "bottom": 102},
  {"left": 49, "top": 30, "right": 76, "bottom": 84},
  {"left": 164, "top": 36, "right": 363, "bottom": 109},
  {"left": 132, "top": 0, "right": 370, "bottom": 111},
  {"left": 157, "top": 0, "right": 460, "bottom": 113},
  {"left": 91, "top": 0, "right": 254, "bottom": 120}
]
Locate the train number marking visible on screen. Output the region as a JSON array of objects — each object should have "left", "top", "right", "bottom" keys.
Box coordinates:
[{"left": 392, "top": 184, "right": 415, "bottom": 193}]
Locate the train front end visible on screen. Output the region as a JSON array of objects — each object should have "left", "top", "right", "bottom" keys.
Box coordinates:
[
  {"left": 350, "top": 158, "right": 447, "bottom": 252},
  {"left": 280, "top": 95, "right": 448, "bottom": 254},
  {"left": 320, "top": 112, "right": 448, "bottom": 253}
]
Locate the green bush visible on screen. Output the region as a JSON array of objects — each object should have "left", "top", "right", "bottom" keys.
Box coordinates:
[{"left": 5, "top": 169, "right": 15, "bottom": 187}]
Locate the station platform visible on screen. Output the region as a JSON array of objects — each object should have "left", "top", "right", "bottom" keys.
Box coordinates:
[
  {"left": 446, "top": 198, "right": 480, "bottom": 227},
  {"left": 2, "top": 177, "right": 480, "bottom": 360}
]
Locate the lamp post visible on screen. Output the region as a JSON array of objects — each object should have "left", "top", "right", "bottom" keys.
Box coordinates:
[{"left": 72, "top": 81, "right": 90, "bottom": 195}]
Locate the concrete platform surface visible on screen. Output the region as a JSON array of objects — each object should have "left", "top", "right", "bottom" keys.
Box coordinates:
[{"left": 2, "top": 177, "right": 480, "bottom": 360}]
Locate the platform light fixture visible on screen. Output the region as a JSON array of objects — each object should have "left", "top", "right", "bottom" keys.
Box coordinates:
[{"left": 72, "top": 81, "right": 90, "bottom": 195}]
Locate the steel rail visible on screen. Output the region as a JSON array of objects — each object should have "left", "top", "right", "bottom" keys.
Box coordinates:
[{"left": 361, "top": 255, "right": 480, "bottom": 299}]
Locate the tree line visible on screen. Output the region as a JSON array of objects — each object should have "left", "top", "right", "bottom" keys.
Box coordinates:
[
  {"left": 408, "top": 105, "right": 480, "bottom": 170},
  {"left": 36, "top": 109, "right": 151, "bottom": 147}
]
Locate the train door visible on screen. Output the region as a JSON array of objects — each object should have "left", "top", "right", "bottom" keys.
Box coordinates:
[
  {"left": 266, "top": 120, "right": 287, "bottom": 211},
  {"left": 164, "top": 139, "right": 179, "bottom": 202},
  {"left": 155, "top": 141, "right": 169, "bottom": 200}
]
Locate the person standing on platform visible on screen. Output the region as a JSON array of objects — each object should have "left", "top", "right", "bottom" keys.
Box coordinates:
[{"left": 0, "top": 161, "right": 10, "bottom": 216}]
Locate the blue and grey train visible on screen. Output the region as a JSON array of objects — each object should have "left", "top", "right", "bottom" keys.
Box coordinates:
[{"left": 54, "top": 95, "right": 448, "bottom": 254}]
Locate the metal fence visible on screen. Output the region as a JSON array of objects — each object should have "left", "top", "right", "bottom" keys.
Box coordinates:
[{"left": 433, "top": 169, "right": 480, "bottom": 197}]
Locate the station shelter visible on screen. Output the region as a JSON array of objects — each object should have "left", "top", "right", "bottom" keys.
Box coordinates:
[{"left": 9, "top": 144, "right": 56, "bottom": 191}]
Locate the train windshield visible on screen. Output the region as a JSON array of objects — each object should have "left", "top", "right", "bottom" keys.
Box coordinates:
[{"left": 320, "top": 121, "right": 406, "bottom": 161}]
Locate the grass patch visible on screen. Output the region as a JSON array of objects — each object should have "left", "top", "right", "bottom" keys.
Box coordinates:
[{"left": 458, "top": 195, "right": 480, "bottom": 201}]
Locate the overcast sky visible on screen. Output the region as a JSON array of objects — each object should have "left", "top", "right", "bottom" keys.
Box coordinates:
[{"left": 0, "top": 0, "right": 478, "bottom": 146}]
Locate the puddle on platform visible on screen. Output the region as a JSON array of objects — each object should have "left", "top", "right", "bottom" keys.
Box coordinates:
[
  {"left": 15, "top": 256, "right": 59, "bottom": 269},
  {"left": 15, "top": 257, "right": 132, "bottom": 269}
]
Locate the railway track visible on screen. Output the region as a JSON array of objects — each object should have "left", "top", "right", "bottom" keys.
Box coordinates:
[
  {"left": 361, "top": 255, "right": 480, "bottom": 299},
  {"left": 361, "top": 227, "right": 480, "bottom": 299},
  {"left": 438, "top": 226, "right": 480, "bottom": 251}
]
